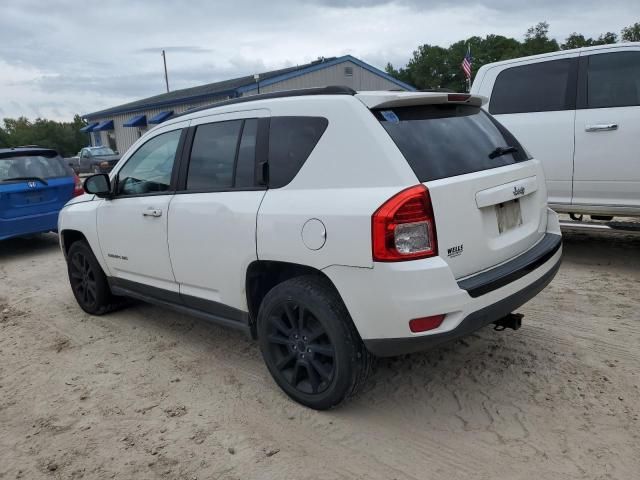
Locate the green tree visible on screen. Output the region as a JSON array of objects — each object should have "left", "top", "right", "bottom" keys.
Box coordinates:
[
  {"left": 621, "top": 22, "right": 640, "bottom": 42},
  {"left": 562, "top": 31, "right": 618, "bottom": 49},
  {"left": 385, "top": 23, "right": 559, "bottom": 91},
  {"left": 521, "top": 22, "right": 560, "bottom": 56},
  {"left": 0, "top": 115, "right": 88, "bottom": 156}
]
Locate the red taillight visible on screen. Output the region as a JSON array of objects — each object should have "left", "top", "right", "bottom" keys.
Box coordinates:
[
  {"left": 447, "top": 94, "right": 470, "bottom": 102},
  {"left": 72, "top": 174, "right": 84, "bottom": 197},
  {"left": 372, "top": 184, "right": 438, "bottom": 262},
  {"left": 409, "top": 314, "right": 445, "bottom": 333}
]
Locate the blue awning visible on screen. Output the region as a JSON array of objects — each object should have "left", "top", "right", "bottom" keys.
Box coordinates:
[
  {"left": 93, "top": 120, "right": 114, "bottom": 131},
  {"left": 80, "top": 122, "right": 99, "bottom": 133},
  {"left": 148, "top": 110, "right": 173, "bottom": 124},
  {"left": 123, "top": 114, "right": 147, "bottom": 127}
]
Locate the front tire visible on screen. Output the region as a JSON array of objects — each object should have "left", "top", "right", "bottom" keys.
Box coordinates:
[
  {"left": 67, "top": 241, "right": 115, "bottom": 315},
  {"left": 257, "top": 275, "right": 372, "bottom": 410}
]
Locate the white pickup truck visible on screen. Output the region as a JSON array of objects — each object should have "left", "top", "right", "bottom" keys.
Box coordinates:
[{"left": 472, "top": 43, "right": 640, "bottom": 219}]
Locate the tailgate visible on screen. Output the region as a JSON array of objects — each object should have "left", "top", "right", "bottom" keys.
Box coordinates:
[
  {"left": 370, "top": 97, "right": 548, "bottom": 279},
  {"left": 427, "top": 161, "right": 546, "bottom": 278},
  {"left": 0, "top": 177, "right": 74, "bottom": 220}
]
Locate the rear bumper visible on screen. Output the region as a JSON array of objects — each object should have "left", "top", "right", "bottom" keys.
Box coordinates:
[
  {"left": 323, "top": 208, "right": 562, "bottom": 356},
  {"left": 364, "top": 254, "right": 560, "bottom": 356},
  {"left": 0, "top": 211, "right": 59, "bottom": 240}
]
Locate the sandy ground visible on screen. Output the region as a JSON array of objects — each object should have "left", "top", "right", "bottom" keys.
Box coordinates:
[{"left": 0, "top": 229, "right": 639, "bottom": 480}]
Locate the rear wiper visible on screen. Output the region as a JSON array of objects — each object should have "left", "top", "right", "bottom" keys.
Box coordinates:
[
  {"left": 2, "top": 176, "right": 49, "bottom": 185},
  {"left": 488, "top": 146, "right": 518, "bottom": 159}
]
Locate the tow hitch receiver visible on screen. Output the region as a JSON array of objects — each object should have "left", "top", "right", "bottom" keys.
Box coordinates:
[{"left": 493, "top": 313, "right": 523, "bottom": 331}]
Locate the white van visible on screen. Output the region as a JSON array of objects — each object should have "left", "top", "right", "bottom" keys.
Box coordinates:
[{"left": 472, "top": 43, "right": 640, "bottom": 219}]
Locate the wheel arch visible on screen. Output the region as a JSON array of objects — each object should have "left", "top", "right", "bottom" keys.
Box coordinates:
[
  {"left": 60, "top": 229, "right": 89, "bottom": 259},
  {"left": 245, "top": 260, "right": 346, "bottom": 338}
]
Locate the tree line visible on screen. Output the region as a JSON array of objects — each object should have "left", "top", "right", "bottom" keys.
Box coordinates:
[
  {"left": 386, "top": 21, "right": 640, "bottom": 92},
  {"left": 0, "top": 115, "right": 88, "bottom": 157}
]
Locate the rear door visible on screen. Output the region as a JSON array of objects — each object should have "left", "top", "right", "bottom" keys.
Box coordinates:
[
  {"left": 0, "top": 152, "right": 75, "bottom": 237},
  {"left": 483, "top": 55, "right": 579, "bottom": 207},
  {"left": 573, "top": 48, "right": 640, "bottom": 209},
  {"left": 375, "top": 103, "right": 548, "bottom": 278},
  {"left": 167, "top": 110, "right": 268, "bottom": 315}
]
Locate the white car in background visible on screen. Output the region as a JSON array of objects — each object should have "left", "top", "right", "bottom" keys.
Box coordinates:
[
  {"left": 59, "top": 87, "right": 562, "bottom": 409},
  {"left": 472, "top": 42, "right": 640, "bottom": 220}
]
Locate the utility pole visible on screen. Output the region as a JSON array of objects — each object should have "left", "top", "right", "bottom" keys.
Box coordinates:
[
  {"left": 254, "top": 74, "right": 260, "bottom": 94},
  {"left": 161, "top": 49, "right": 170, "bottom": 92}
]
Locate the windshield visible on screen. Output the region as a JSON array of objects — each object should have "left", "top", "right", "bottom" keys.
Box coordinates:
[
  {"left": 375, "top": 104, "right": 529, "bottom": 182},
  {"left": 0, "top": 155, "right": 73, "bottom": 181},
  {"left": 90, "top": 147, "right": 116, "bottom": 156}
]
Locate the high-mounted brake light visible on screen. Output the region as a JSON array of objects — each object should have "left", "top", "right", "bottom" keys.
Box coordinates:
[
  {"left": 447, "top": 94, "right": 471, "bottom": 102},
  {"left": 372, "top": 184, "right": 438, "bottom": 262},
  {"left": 72, "top": 174, "right": 84, "bottom": 197}
]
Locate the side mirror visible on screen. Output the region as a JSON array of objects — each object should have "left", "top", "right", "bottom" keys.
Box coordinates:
[{"left": 83, "top": 174, "right": 111, "bottom": 198}]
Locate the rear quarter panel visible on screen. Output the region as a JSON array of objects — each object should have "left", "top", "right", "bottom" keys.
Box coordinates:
[{"left": 256, "top": 96, "right": 418, "bottom": 269}]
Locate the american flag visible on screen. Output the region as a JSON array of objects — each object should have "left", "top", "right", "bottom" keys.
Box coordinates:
[{"left": 461, "top": 46, "right": 472, "bottom": 80}]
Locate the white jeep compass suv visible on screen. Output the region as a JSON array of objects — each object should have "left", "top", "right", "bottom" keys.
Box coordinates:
[{"left": 59, "top": 86, "right": 562, "bottom": 409}]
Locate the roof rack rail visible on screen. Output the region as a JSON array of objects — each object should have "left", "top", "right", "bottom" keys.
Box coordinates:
[{"left": 176, "top": 85, "right": 357, "bottom": 118}]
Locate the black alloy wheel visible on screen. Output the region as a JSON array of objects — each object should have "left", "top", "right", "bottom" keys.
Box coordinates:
[
  {"left": 66, "top": 241, "right": 117, "bottom": 315},
  {"left": 257, "top": 275, "right": 372, "bottom": 410},
  {"left": 69, "top": 249, "right": 98, "bottom": 308},
  {"left": 264, "top": 300, "right": 336, "bottom": 395}
]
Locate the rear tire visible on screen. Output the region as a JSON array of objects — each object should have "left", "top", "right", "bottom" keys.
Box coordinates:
[
  {"left": 257, "top": 275, "right": 372, "bottom": 410},
  {"left": 67, "top": 241, "right": 116, "bottom": 315}
]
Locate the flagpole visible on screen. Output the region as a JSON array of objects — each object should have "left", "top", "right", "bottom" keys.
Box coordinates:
[{"left": 467, "top": 44, "right": 471, "bottom": 93}]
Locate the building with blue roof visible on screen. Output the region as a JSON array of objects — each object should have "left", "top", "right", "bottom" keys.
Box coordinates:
[{"left": 82, "top": 55, "right": 414, "bottom": 153}]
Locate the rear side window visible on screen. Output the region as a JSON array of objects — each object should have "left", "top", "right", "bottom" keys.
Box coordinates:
[
  {"left": 376, "top": 104, "right": 529, "bottom": 182},
  {"left": 586, "top": 51, "right": 640, "bottom": 108},
  {"left": 0, "top": 154, "right": 71, "bottom": 181},
  {"left": 489, "top": 58, "right": 576, "bottom": 114},
  {"left": 187, "top": 120, "right": 243, "bottom": 190},
  {"left": 268, "top": 117, "right": 328, "bottom": 188}
]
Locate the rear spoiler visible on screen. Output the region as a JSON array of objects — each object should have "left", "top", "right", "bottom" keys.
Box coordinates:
[
  {"left": 355, "top": 92, "right": 487, "bottom": 109},
  {"left": 0, "top": 148, "right": 58, "bottom": 159}
]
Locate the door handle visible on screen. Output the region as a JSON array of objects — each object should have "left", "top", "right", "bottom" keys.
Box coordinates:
[
  {"left": 142, "top": 208, "right": 162, "bottom": 217},
  {"left": 585, "top": 123, "right": 618, "bottom": 132}
]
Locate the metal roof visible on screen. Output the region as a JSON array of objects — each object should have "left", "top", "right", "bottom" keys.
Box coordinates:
[{"left": 84, "top": 55, "right": 415, "bottom": 120}]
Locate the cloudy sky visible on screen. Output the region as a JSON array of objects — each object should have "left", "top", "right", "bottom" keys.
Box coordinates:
[{"left": 0, "top": 0, "right": 637, "bottom": 121}]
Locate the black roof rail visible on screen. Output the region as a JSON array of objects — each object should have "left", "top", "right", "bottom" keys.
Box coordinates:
[{"left": 176, "top": 85, "right": 357, "bottom": 118}]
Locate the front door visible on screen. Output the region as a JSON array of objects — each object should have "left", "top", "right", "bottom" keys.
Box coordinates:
[
  {"left": 97, "top": 124, "right": 187, "bottom": 294},
  {"left": 573, "top": 48, "right": 640, "bottom": 210}
]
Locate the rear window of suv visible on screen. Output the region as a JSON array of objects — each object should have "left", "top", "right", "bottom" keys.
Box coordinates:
[
  {"left": 375, "top": 104, "right": 529, "bottom": 182},
  {"left": 0, "top": 153, "right": 72, "bottom": 182}
]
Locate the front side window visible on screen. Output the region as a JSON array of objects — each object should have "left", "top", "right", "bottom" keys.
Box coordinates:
[
  {"left": 587, "top": 51, "right": 640, "bottom": 109},
  {"left": 116, "top": 129, "right": 182, "bottom": 196},
  {"left": 187, "top": 120, "right": 243, "bottom": 191},
  {"left": 490, "top": 58, "right": 576, "bottom": 115}
]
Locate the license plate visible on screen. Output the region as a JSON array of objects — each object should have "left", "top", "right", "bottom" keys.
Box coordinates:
[{"left": 496, "top": 199, "right": 522, "bottom": 233}]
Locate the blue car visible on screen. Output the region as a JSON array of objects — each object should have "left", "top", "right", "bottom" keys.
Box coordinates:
[{"left": 0, "top": 147, "right": 83, "bottom": 241}]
